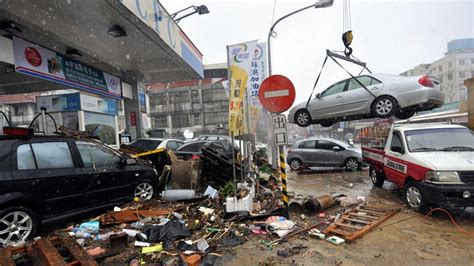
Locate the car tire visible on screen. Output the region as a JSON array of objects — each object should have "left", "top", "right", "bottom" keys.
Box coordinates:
[
  {"left": 372, "top": 96, "right": 398, "bottom": 118},
  {"left": 294, "top": 109, "right": 311, "bottom": 127},
  {"left": 320, "top": 121, "right": 334, "bottom": 127},
  {"left": 289, "top": 159, "right": 303, "bottom": 170},
  {"left": 0, "top": 206, "right": 37, "bottom": 247},
  {"left": 370, "top": 166, "right": 384, "bottom": 187},
  {"left": 404, "top": 181, "right": 429, "bottom": 213},
  {"left": 344, "top": 158, "right": 360, "bottom": 171},
  {"left": 395, "top": 109, "right": 415, "bottom": 120},
  {"left": 134, "top": 181, "right": 155, "bottom": 201}
]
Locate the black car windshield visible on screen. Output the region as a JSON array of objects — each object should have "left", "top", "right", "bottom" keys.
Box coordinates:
[
  {"left": 129, "top": 139, "right": 162, "bottom": 151},
  {"left": 405, "top": 128, "right": 474, "bottom": 152}
]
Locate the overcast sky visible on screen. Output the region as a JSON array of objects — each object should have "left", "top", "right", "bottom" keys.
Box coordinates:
[{"left": 161, "top": 0, "right": 474, "bottom": 105}]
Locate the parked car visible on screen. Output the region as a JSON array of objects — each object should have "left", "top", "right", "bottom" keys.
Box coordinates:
[
  {"left": 287, "top": 137, "right": 364, "bottom": 170},
  {"left": 288, "top": 74, "right": 445, "bottom": 127},
  {"left": 363, "top": 123, "right": 474, "bottom": 212},
  {"left": 0, "top": 127, "right": 160, "bottom": 246},
  {"left": 128, "top": 138, "right": 184, "bottom": 151},
  {"left": 174, "top": 140, "right": 237, "bottom": 160}
]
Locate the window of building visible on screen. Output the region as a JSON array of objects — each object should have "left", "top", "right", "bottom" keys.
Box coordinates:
[
  {"left": 448, "top": 73, "right": 453, "bottom": 80},
  {"left": 152, "top": 116, "right": 168, "bottom": 128},
  {"left": 458, "top": 59, "right": 465, "bottom": 65},
  {"left": 31, "top": 142, "right": 74, "bottom": 169},
  {"left": 459, "top": 71, "right": 466, "bottom": 78},
  {"left": 438, "top": 65, "right": 442, "bottom": 72},
  {"left": 439, "top": 75, "right": 443, "bottom": 83},
  {"left": 449, "top": 62, "right": 453, "bottom": 68}
]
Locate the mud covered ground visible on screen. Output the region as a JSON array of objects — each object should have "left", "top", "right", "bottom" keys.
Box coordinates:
[{"left": 223, "top": 168, "right": 474, "bottom": 265}]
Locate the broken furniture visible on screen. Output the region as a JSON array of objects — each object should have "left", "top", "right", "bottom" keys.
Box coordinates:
[{"left": 323, "top": 205, "right": 400, "bottom": 242}]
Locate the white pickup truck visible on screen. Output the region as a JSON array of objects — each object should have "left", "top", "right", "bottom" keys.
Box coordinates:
[{"left": 362, "top": 123, "right": 474, "bottom": 212}]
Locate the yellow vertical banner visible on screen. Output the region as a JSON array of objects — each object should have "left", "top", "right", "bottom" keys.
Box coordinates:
[{"left": 227, "top": 41, "right": 258, "bottom": 136}]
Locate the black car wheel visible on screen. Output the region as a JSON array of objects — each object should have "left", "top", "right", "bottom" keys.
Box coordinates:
[
  {"left": 372, "top": 96, "right": 398, "bottom": 118},
  {"left": 289, "top": 159, "right": 302, "bottom": 170},
  {"left": 395, "top": 109, "right": 415, "bottom": 120},
  {"left": 295, "top": 109, "right": 311, "bottom": 127},
  {"left": 0, "top": 206, "right": 37, "bottom": 247},
  {"left": 370, "top": 166, "right": 384, "bottom": 187},
  {"left": 404, "top": 182, "right": 429, "bottom": 213},
  {"left": 134, "top": 181, "right": 155, "bottom": 200},
  {"left": 345, "top": 158, "right": 360, "bottom": 171}
]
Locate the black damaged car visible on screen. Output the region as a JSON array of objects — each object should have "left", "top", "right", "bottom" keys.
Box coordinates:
[{"left": 0, "top": 127, "right": 160, "bottom": 246}]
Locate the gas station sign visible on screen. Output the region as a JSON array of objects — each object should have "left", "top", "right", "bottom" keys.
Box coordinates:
[{"left": 13, "top": 37, "right": 122, "bottom": 99}]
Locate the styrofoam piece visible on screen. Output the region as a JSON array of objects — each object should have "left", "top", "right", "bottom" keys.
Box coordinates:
[{"left": 225, "top": 195, "right": 253, "bottom": 213}]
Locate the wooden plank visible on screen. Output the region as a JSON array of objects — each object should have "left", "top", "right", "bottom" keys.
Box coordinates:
[
  {"left": 324, "top": 228, "right": 352, "bottom": 237},
  {"left": 323, "top": 205, "right": 401, "bottom": 242},
  {"left": 33, "top": 238, "right": 67, "bottom": 266},
  {"left": 26, "top": 243, "right": 49, "bottom": 265},
  {"left": 348, "top": 213, "right": 379, "bottom": 220},
  {"left": 357, "top": 209, "right": 386, "bottom": 216},
  {"left": 335, "top": 222, "right": 363, "bottom": 230},
  {"left": 0, "top": 247, "right": 15, "bottom": 266},
  {"left": 342, "top": 217, "right": 372, "bottom": 225},
  {"left": 59, "top": 236, "right": 98, "bottom": 266}
]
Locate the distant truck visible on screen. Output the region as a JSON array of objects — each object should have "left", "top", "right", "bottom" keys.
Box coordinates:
[{"left": 362, "top": 123, "right": 474, "bottom": 212}]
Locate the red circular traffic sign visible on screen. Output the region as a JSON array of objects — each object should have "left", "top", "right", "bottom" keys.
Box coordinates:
[{"left": 258, "top": 74, "right": 296, "bottom": 113}]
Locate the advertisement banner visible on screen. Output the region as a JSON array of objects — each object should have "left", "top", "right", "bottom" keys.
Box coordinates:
[
  {"left": 247, "top": 43, "right": 268, "bottom": 134},
  {"left": 84, "top": 112, "right": 117, "bottom": 145},
  {"left": 37, "top": 93, "right": 117, "bottom": 115},
  {"left": 13, "top": 37, "right": 122, "bottom": 99},
  {"left": 226, "top": 40, "right": 257, "bottom": 136},
  {"left": 248, "top": 43, "right": 267, "bottom": 108}
]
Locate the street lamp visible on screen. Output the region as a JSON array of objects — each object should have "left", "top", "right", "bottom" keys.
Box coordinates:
[
  {"left": 171, "top": 5, "right": 210, "bottom": 23},
  {"left": 267, "top": 0, "right": 334, "bottom": 75},
  {"left": 266, "top": 0, "right": 334, "bottom": 168}
]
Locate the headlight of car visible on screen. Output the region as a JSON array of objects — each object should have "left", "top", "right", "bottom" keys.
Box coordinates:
[{"left": 425, "top": 171, "right": 461, "bottom": 183}]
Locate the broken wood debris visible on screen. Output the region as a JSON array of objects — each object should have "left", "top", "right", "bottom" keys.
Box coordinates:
[
  {"left": 323, "top": 205, "right": 400, "bottom": 242},
  {"left": 0, "top": 235, "right": 98, "bottom": 266},
  {"left": 100, "top": 209, "right": 172, "bottom": 225}
]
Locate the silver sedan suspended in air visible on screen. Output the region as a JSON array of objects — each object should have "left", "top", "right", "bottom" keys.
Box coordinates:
[{"left": 288, "top": 74, "right": 445, "bottom": 127}]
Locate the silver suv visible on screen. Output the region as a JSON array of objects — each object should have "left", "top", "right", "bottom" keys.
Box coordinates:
[{"left": 287, "top": 138, "right": 363, "bottom": 170}]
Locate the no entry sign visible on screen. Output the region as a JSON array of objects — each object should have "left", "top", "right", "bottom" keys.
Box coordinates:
[{"left": 258, "top": 75, "right": 295, "bottom": 113}]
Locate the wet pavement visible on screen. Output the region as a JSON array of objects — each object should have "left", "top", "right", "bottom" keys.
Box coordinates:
[{"left": 225, "top": 167, "right": 474, "bottom": 265}]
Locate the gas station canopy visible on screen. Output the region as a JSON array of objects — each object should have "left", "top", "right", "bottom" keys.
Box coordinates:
[{"left": 0, "top": 0, "right": 204, "bottom": 95}]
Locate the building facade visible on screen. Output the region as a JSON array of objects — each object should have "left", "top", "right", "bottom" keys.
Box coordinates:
[
  {"left": 400, "top": 38, "right": 474, "bottom": 104},
  {"left": 148, "top": 65, "right": 229, "bottom": 139}
]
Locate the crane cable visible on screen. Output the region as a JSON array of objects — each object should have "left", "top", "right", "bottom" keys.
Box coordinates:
[{"left": 342, "top": 0, "right": 353, "bottom": 56}]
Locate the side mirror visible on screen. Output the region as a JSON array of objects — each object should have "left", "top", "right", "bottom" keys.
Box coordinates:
[
  {"left": 392, "top": 146, "right": 403, "bottom": 154},
  {"left": 120, "top": 157, "right": 137, "bottom": 167},
  {"left": 316, "top": 93, "right": 321, "bottom": 99},
  {"left": 333, "top": 146, "right": 340, "bottom": 152}
]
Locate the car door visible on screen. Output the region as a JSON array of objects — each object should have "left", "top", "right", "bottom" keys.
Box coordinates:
[
  {"left": 11, "top": 139, "right": 85, "bottom": 217},
  {"left": 76, "top": 141, "right": 131, "bottom": 206},
  {"left": 315, "top": 140, "right": 344, "bottom": 166},
  {"left": 384, "top": 131, "right": 408, "bottom": 187},
  {"left": 342, "top": 76, "right": 383, "bottom": 116},
  {"left": 309, "top": 79, "right": 348, "bottom": 119},
  {"left": 297, "top": 140, "right": 318, "bottom": 165}
]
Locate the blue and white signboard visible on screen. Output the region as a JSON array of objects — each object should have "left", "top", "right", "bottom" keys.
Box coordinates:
[
  {"left": 37, "top": 93, "right": 117, "bottom": 116},
  {"left": 13, "top": 37, "right": 122, "bottom": 99}
]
